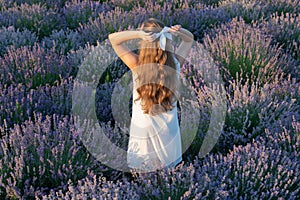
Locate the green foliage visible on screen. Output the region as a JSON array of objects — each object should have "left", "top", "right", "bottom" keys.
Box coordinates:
[
  {"left": 31, "top": 73, "right": 61, "bottom": 89},
  {"left": 204, "top": 17, "right": 294, "bottom": 86}
]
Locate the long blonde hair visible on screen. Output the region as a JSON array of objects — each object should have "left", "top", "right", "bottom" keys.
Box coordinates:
[{"left": 134, "top": 18, "right": 179, "bottom": 115}]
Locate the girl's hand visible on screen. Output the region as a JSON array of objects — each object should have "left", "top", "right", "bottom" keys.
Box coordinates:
[
  {"left": 169, "top": 25, "right": 181, "bottom": 36},
  {"left": 139, "top": 31, "right": 156, "bottom": 42}
]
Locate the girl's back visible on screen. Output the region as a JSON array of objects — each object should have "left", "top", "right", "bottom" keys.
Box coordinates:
[{"left": 127, "top": 55, "right": 182, "bottom": 172}]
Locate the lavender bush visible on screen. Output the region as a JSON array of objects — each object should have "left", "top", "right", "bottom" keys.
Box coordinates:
[
  {"left": 77, "top": 6, "right": 149, "bottom": 45},
  {"left": 185, "top": 125, "right": 299, "bottom": 199},
  {"left": 203, "top": 17, "right": 296, "bottom": 86},
  {"left": 63, "top": 0, "right": 111, "bottom": 30},
  {"left": 0, "top": 43, "right": 72, "bottom": 89},
  {"left": 217, "top": 75, "right": 299, "bottom": 154},
  {"left": 42, "top": 170, "right": 141, "bottom": 199},
  {"left": 0, "top": 113, "right": 109, "bottom": 199},
  {"left": 41, "top": 28, "right": 83, "bottom": 55},
  {"left": 260, "top": 12, "right": 300, "bottom": 62},
  {"left": 0, "top": 77, "right": 73, "bottom": 128},
  {"left": 6, "top": 0, "right": 66, "bottom": 9},
  {"left": 219, "top": 0, "right": 300, "bottom": 24},
  {"left": 0, "top": 3, "right": 63, "bottom": 38},
  {"left": 267, "top": 0, "right": 300, "bottom": 15},
  {"left": 0, "top": 26, "right": 38, "bottom": 56},
  {"left": 109, "top": 0, "right": 187, "bottom": 11},
  {"left": 218, "top": 0, "right": 270, "bottom": 23},
  {"left": 0, "top": 0, "right": 11, "bottom": 10},
  {"left": 168, "top": 5, "right": 231, "bottom": 41}
]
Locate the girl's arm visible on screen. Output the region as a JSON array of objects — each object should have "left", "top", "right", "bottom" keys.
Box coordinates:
[
  {"left": 108, "top": 30, "right": 154, "bottom": 69},
  {"left": 169, "top": 25, "right": 194, "bottom": 66}
]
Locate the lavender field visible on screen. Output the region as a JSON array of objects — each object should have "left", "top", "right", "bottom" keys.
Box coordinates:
[{"left": 0, "top": 0, "right": 299, "bottom": 199}]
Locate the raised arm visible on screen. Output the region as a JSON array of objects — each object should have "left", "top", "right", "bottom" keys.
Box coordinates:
[
  {"left": 108, "top": 30, "right": 154, "bottom": 69},
  {"left": 169, "top": 25, "right": 194, "bottom": 66}
]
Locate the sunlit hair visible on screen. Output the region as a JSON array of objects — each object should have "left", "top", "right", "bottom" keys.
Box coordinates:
[{"left": 133, "top": 18, "right": 179, "bottom": 115}]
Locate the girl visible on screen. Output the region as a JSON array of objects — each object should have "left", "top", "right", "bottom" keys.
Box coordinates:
[{"left": 108, "top": 18, "right": 193, "bottom": 173}]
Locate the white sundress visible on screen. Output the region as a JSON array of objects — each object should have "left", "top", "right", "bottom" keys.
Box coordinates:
[{"left": 127, "top": 56, "right": 182, "bottom": 173}]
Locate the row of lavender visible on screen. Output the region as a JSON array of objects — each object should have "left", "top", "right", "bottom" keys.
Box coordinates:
[
  {"left": 0, "top": 0, "right": 299, "bottom": 56},
  {"left": 2, "top": 114, "right": 298, "bottom": 199},
  {"left": 0, "top": 0, "right": 299, "bottom": 199}
]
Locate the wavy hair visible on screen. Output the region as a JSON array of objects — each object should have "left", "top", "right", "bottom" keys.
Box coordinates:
[{"left": 133, "top": 18, "right": 179, "bottom": 115}]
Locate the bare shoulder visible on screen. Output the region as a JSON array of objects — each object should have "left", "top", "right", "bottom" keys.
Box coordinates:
[{"left": 119, "top": 51, "right": 139, "bottom": 70}]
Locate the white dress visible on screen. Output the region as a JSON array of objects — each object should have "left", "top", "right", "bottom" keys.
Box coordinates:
[{"left": 127, "top": 56, "right": 182, "bottom": 172}]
